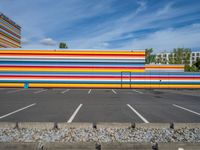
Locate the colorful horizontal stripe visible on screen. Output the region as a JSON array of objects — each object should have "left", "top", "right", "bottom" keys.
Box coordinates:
[
  {"left": 145, "top": 64, "right": 184, "bottom": 72},
  {"left": 0, "top": 49, "right": 199, "bottom": 88}
]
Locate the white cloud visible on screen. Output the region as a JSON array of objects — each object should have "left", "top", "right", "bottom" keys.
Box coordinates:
[
  {"left": 156, "top": 2, "right": 174, "bottom": 16},
  {"left": 40, "top": 38, "right": 57, "bottom": 46},
  {"left": 135, "top": 0, "right": 147, "bottom": 14},
  {"left": 122, "top": 24, "right": 200, "bottom": 52},
  {"left": 21, "top": 38, "right": 29, "bottom": 45}
]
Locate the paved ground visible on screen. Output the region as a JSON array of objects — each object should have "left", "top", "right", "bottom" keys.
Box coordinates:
[{"left": 0, "top": 88, "right": 200, "bottom": 123}]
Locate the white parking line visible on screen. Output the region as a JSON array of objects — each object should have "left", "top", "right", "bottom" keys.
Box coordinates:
[
  {"left": 61, "top": 89, "right": 70, "bottom": 94},
  {"left": 112, "top": 89, "right": 117, "bottom": 94},
  {"left": 0, "top": 103, "right": 36, "bottom": 119},
  {"left": 127, "top": 104, "right": 149, "bottom": 123},
  {"left": 34, "top": 89, "right": 48, "bottom": 94},
  {"left": 67, "top": 104, "right": 83, "bottom": 123},
  {"left": 173, "top": 104, "right": 200, "bottom": 116},
  {"left": 88, "top": 89, "right": 92, "bottom": 94},
  {"left": 132, "top": 89, "right": 143, "bottom": 94},
  {"left": 7, "top": 89, "right": 26, "bottom": 94}
]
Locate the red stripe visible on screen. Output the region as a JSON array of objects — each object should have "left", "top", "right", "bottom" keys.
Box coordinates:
[
  {"left": 0, "top": 75, "right": 199, "bottom": 80},
  {"left": 0, "top": 66, "right": 145, "bottom": 69}
]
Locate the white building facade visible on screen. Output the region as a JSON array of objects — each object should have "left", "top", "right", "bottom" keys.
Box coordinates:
[{"left": 155, "top": 51, "right": 200, "bottom": 66}]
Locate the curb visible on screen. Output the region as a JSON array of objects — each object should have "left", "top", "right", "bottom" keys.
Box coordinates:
[
  {"left": 57, "top": 122, "right": 93, "bottom": 129},
  {"left": 18, "top": 122, "right": 55, "bottom": 130},
  {"left": 158, "top": 142, "right": 200, "bottom": 150},
  {"left": 0, "top": 142, "right": 39, "bottom": 150},
  {"left": 96, "top": 123, "right": 131, "bottom": 129},
  {"left": 101, "top": 143, "right": 154, "bottom": 150},
  {"left": 135, "top": 123, "right": 171, "bottom": 129},
  {"left": 43, "top": 142, "right": 96, "bottom": 150},
  {"left": 173, "top": 123, "right": 200, "bottom": 129},
  {"left": 0, "top": 122, "right": 16, "bottom": 129}
]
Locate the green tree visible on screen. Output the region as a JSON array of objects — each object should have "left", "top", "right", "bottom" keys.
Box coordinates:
[
  {"left": 192, "top": 58, "right": 200, "bottom": 71},
  {"left": 169, "top": 48, "right": 191, "bottom": 71},
  {"left": 145, "top": 48, "right": 155, "bottom": 64},
  {"left": 59, "top": 42, "right": 68, "bottom": 49}
]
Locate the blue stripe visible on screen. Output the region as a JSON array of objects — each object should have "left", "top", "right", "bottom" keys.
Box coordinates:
[{"left": 0, "top": 80, "right": 199, "bottom": 84}]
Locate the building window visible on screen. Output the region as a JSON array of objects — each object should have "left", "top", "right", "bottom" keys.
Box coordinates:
[
  {"left": 192, "top": 53, "right": 195, "bottom": 56},
  {"left": 197, "top": 53, "right": 199, "bottom": 56}
]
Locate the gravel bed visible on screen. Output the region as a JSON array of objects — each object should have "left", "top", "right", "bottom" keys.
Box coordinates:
[{"left": 0, "top": 127, "right": 200, "bottom": 143}]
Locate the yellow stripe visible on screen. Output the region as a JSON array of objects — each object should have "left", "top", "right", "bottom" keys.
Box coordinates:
[
  {"left": 146, "top": 66, "right": 184, "bottom": 68},
  {"left": 0, "top": 83, "right": 24, "bottom": 87},
  {"left": 0, "top": 83, "right": 199, "bottom": 88},
  {"left": 29, "top": 83, "right": 121, "bottom": 88}
]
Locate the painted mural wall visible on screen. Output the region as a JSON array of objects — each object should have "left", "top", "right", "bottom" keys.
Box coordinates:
[{"left": 0, "top": 49, "right": 199, "bottom": 88}]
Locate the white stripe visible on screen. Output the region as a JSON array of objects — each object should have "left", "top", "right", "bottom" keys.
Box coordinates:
[
  {"left": 34, "top": 89, "right": 47, "bottom": 94},
  {"left": 88, "top": 89, "right": 92, "bottom": 94},
  {"left": 0, "top": 103, "right": 36, "bottom": 119},
  {"left": 112, "top": 89, "right": 117, "bottom": 94},
  {"left": 127, "top": 104, "right": 149, "bottom": 123},
  {"left": 132, "top": 89, "right": 143, "bottom": 94},
  {"left": 61, "top": 89, "right": 70, "bottom": 94},
  {"left": 7, "top": 89, "right": 25, "bottom": 94},
  {"left": 173, "top": 104, "right": 200, "bottom": 116},
  {"left": 67, "top": 104, "right": 83, "bottom": 123},
  {"left": 0, "top": 56, "right": 143, "bottom": 59}
]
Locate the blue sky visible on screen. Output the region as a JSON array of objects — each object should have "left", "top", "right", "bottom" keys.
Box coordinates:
[{"left": 1, "top": 0, "right": 200, "bottom": 52}]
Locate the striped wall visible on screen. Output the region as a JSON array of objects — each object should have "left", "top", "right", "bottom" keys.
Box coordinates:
[
  {"left": 145, "top": 64, "right": 184, "bottom": 72},
  {"left": 0, "top": 49, "right": 199, "bottom": 89},
  {"left": 0, "top": 13, "right": 21, "bottom": 48}
]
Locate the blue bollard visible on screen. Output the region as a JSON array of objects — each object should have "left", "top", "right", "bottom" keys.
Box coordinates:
[{"left": 24, "top": 82, "right": 29, "bottom": 89}]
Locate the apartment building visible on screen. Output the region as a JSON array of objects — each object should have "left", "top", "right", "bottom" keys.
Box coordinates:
[
  {"left": 0, "top": 12, "right": 21, "bottom": 48},
  {"left": 155, "top": 51, "right": 200, "bottom": 66}
]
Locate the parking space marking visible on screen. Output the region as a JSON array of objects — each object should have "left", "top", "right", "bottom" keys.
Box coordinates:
[
  {"left": 0, "top": 103, "right": 36, "bottom": 119},
  {"left": 61, "top": 89, "right": 70, "bottom": 94},
  {"left": 173, "top": 104, "right": 200, "bottom": 116},
  {"left": 34, "top": 89, "right": 48, "bottom": 94},
  {"left": 6, "top": 89, "right": 26, "bottom": 94},
  {"left": 67, "top": 104, "right": 83, "bottom": 123},
  {"left": 88, "top": 89, "right": 92, "bottom": 94},
  {"left": 127, "top": 104, "right": 149, "bottom": 123},
  {"left": 132, "top": 89, "right": 143, "bottom": 94},
  {"left": 112, "top": 89, "right": 117, "bottom": 94}
]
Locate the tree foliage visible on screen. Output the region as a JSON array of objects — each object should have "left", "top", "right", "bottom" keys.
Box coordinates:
[
  {"left": 168, "top": 48, "right": 192, "bottom": 72},
  {"left": 59, "top": 42, "right": 68, "bottom": 49},
  {"left": 145, "top": 48, "right": 155, "bottom": 64}
]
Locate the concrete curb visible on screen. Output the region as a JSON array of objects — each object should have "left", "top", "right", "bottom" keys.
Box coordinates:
[
  {"left": 18, "top": 122, "right": 55, "bottom": 130},
  {"left": 96, "top": 122, "right": 131, "bottom": 129},
  {"left": 135, "top": 123, "right": 171, "bottom": 129},
  {"left": 158, "top": 142, "right": 200, "bottom": 150},
  {"left": 173, "top": 123, "right": 200, "bottom": 129},
  {"left": 43, "top": 142, "right": 96, "bottom": 150},
  {"left": 0, "top": 122, "right": 16, "bottom": 129},
  {"left": 0, "top": 142, "right": 39, "bottom": 150},
  {"left": 57, "top": 122, "right": 93, "bottom": 129},
  {"left": 1, "top": 142, "right": 200, "bottom": 150},
  {"left": 0, "top": 122, "right": 200, "bottom": 130},
  {"left": 101, "top": 143, "right": 153, "bottom": 150}
]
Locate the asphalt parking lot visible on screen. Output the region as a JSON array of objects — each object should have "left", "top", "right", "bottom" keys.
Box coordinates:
[{"left": 0, "top": 88, "right": 200, "bottom": 123}]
